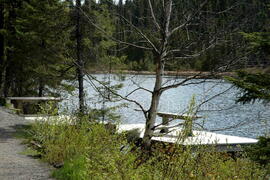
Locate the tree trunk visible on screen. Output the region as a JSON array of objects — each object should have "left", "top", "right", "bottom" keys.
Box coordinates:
[
  {"left": 142, "top": 56, "right": 164, "bottom": 149},
  {"left": 38, "top": 79, "right": 44, "bottom": 97},
  {"left": 0, "top": 3, "right": 4, "bottom": 95},
  {"left": 75, "top": 0, "right": 85, "bottom": 113},
  {"left": 3, "top": 64, "right": 11, "bottom": 97},
  {"left": 3, "top": 2, "right": 19, "bottom": 97}
]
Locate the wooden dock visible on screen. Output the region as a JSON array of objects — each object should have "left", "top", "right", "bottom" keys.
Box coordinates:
[{"left": 118, "top": 124, "right": 258, "bottom": 152}]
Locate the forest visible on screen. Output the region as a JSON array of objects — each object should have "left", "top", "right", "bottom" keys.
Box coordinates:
[
  {"left": 0, "top": 0, "right": 269, "bottom": 98},
  {"left": 1, "top": 0, "right": 270, "bottom": 179}
]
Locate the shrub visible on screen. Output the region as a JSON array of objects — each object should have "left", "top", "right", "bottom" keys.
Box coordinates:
[
  {"left": 53, "top": 155, "right": 89, "bottom": 180},
  {"left": 24, "top": 115, "right": 268, "bottom": 180},
  {"left": 246, "top": 136, "right": 270, "bottom": 166}
]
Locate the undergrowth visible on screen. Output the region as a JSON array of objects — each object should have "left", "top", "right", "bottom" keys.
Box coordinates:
[{"left": 19, "top": 116, "right": 268, "bottom": 180}]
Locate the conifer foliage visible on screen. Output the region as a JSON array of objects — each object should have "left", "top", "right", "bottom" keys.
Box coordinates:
[{"left": 0, "top": 0, "right": 73, "bottom": 97}]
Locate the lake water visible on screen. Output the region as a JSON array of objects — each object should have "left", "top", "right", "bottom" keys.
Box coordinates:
[{"left": 61, "top": 74, "right": 270, "bottom": 139}]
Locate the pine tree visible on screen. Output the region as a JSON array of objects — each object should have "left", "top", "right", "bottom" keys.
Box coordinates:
[
  {"left": 74, "top": 0, "right": 86, "bottom": 113},
  {"left": 227, "top": 32, "right": 270, "bottom": 104},
  {"left": 1, "top": 0, "right": 74, "bottom": 97}
]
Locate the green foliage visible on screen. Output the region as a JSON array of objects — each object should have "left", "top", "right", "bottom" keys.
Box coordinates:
[
  {"left": 226, "top": 23, "right": 270, "bottom": 104},
  {"left": 181, "top": 95, "right": 196, "bottom": 139},
  {"left": 26, "top": 118, "right": 143, "bottom": 179},
  {"left": 29, "top": 118, "right": 90, "bottom": 165},
  {"left": 20, "top": 114, "right": 268, "bottom": 180},
  {"left": 1, "top": 0, "right": 74, "bottom": 97},
  {"left": 13, "top": 124, "right": 33, "bottom": 139},
  {"left": 226, "top": 71, "right": 270, "bottom": 103},
  {"left": 241, "top": 32, "right": 270, "bottom": 53},
  {"left": 149, "top": 145, "right": 266, "bottom": 180},
  {"left": 53, "top": 155, "right": 89, "bottom": 180},
  {"left": 0, "top": 97, "right": 5, "bottom": 106},
  {"left": 20, "top": 148, "right": 42, "bottom": 158},
  {"left": 246, "top": 136, "right": 270, "bottom": 166}
]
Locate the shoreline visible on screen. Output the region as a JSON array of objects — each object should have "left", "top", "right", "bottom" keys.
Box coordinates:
[{"left": 88, "top": 70, "right": 235, "bottom": 78}]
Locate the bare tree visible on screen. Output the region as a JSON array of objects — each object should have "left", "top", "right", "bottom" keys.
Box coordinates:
[
  {"left": 81, "top": 0, "right": 243, "bottom": 149},
  {"left": 133, "top": 0, "right": 221, "bottom": 149}
]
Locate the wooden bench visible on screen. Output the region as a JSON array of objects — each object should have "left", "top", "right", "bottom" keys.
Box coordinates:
[
  {"left": 157, "top": 112, "right": 202, "bottom": 134},
  {"left": 6, "top": 97, "right": 62, "bottom": 115}
]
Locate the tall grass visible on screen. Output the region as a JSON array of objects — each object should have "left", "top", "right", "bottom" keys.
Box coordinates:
[{"left": 23, "top": 115, "right": 268, "bottom": 180}]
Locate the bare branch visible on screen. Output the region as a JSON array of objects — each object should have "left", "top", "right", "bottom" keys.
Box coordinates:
[
  {"left": 180, "top": 79, "right": 214, "bottom": 87},
  {"left": 201, "top": 3, "right": 241, "bottom": 15},
  {"left": 125, "top": 87, "right": 152, "bottom": 98},
  {"left": 160, "top": 72, "right": 203, "bottom": 92},
  {"left": 209, "top": 121, "right": 248, "bottom": 132},
  {"left": 84, "top": 73, "right": 148, "bottom": 119},
  {"left": 130, "top": 79, "right": 152, "bottom": 93},
  {"left": 115, "top": 13, "right": 160, "bottom": 53},
  {"left": 164, "top": 0, "right": 173, "bottom": 37},
  {"left": 169, "top": 0, "right": 208, "bottom": 37},
  {"left": 79, "top": 7, "right": 153, "bottom": 50},
  {"left": 194, "top": 85, "right": 234, "bottom": 114},
  {"left": 148, "top": 0, "right": 161, "bottom": 30},
  {"left": 168, "top": 38, "right": 217, "bottom": 59}
]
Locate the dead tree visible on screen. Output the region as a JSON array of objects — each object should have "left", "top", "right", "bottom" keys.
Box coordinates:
[{"left": 82, "top": 0, "right": 245, "bottom": 149}]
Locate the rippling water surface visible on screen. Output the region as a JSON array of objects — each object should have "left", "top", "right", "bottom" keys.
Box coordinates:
[{"left": 61, "top": 74, "right": 270, "bottom": 138}]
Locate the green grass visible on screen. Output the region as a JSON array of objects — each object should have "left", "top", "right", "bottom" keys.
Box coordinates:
[
  {"left": 18, "top": 116, "right": 269, "bottom": 180},
  {"left": 19, "top": 147, "right": 42, "bottom": 157}
]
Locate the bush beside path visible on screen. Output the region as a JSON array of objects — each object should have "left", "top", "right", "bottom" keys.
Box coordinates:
[{"left": 0, "top": 107, "right": 54, "bottom": 180}]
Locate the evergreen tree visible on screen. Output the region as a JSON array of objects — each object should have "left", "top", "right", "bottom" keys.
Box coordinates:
[
  {"left": 1, "top": 0, "right": 73, "bottom": 97},
  {"left": 227, "top": 5, "right": 270, "bottom": 104},
  {"left": 228, "top": 70, "right": 270, "bottom": 103},
  {"left": 227, "top": 32, "right": 270, "bottom": 104},
  {"left": 75, "top": 0, "right": 86, "bottom": 113}
]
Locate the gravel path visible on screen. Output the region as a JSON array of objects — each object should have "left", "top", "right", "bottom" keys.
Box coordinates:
[{"left": 0, "top": 107, "right": 54, "bottom": 180}]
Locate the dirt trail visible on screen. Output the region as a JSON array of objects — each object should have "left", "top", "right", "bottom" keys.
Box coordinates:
[{"left": 0, "top": 107, "right": 54, "bottom": 180}]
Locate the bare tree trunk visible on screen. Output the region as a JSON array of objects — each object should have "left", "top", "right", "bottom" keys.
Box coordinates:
[
  {"left": 75, "top": 0, "right": 85, "bottom": 113},
  {"left": 142, "top": 56, "right": 164, "bottom": 149},
  {"left": 142, "top": 0, "right": 171, "bottom": 149}
]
